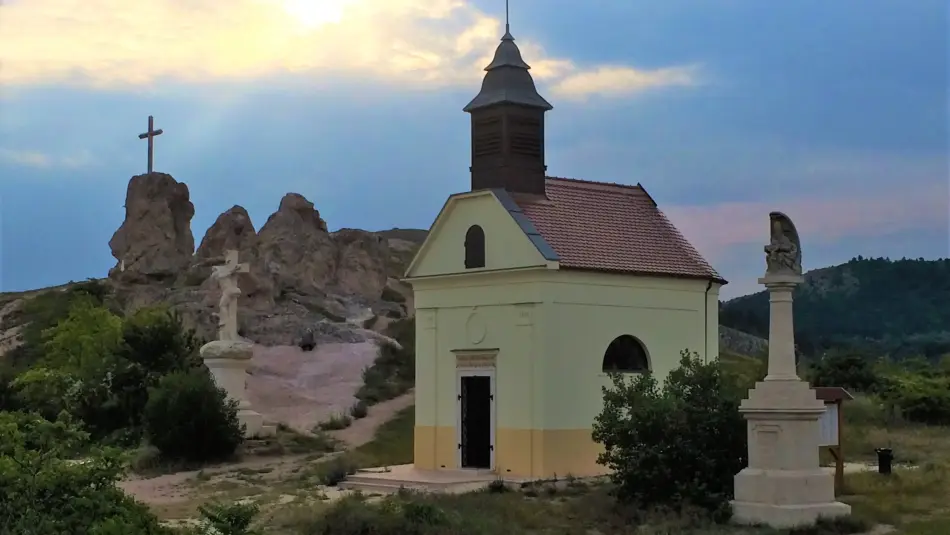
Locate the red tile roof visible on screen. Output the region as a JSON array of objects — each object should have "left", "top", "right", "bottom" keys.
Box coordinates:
[{"left": 516, "top": 177, "right": 726, "bottom": 283}]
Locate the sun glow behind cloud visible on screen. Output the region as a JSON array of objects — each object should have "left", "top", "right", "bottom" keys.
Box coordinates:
[{"left": 0, "top": 0, "right": 698, "bottom": 99}]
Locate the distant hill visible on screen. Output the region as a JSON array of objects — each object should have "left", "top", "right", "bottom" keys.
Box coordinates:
[{"left": 720, "top": 257, "right": 950, "bottom": 359}]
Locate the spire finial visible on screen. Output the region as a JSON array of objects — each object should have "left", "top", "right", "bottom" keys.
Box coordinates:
[{"left": 505, "top": 0, "right": 509, "bottom": 33}]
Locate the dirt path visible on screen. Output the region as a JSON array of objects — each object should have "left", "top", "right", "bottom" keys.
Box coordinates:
[
  {"left": 331, "top": 391, "right": 415, "bottom": 448},
  {"left": 248, "top": 342, "right": 380, "bottom": 433}
]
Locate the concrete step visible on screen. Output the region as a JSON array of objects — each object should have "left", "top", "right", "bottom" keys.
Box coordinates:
[{"left": 338, "top": 479, "right": 430, "bottom": 494}]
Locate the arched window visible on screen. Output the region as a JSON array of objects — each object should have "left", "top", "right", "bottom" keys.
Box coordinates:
[
  {"left": 464, "top": 225, "right": 485, "bottom": 269},
  {"left": 602, "top": 335, "right": 650, "bottom": 373}
]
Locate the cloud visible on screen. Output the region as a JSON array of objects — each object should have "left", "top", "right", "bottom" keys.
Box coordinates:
[
  {"left": 0, "top": 0, "right": 697, "bottom": 98},
  {"left": 0, "top": 148, "right": 95, "bottom": 169},
  {"left": 551, "top": 65, "right": 699, "bottom": 100},
  {"left": 664, "top": 181, "right": 949, "bottom": 262}
]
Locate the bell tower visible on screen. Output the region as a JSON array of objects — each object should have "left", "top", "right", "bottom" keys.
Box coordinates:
[{"left": 464, "top": 24, "right": 553, "bottom": 195}]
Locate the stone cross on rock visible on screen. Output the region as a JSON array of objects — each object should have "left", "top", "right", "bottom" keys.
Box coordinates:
[
  {"left": 210, "top": 250, "right": 249, "bottom": 341},
  {"left": 138, "top": 115, "right": 164, "bottom": 174}
]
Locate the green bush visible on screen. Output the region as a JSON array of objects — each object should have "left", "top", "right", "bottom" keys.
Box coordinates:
[
  {"left": 877, "top": 371, "right": 950, "bottom": 425},
  {"left": 317, "top": 413, "right": 352, "bottom": 431},
  {"left": 592, "top": 349, "right": 747, "bottom": 515},
  {"left": 808, "top": 350, "right": 882, "bottom": 392},
  {"left": 349, "top": 400, "right": 369, "bottom": 419},
  {"left": 195, "top": 502, "right": 261, "bottom": 535},
  {"left": 355, "top": 317, "right": 415, "bottom": 405},
  {"left": 143, "top": 370, "right": 245, "bottom": 462},
  {"left": 0, "top": 411, "right": 170, "bottom": 534}
]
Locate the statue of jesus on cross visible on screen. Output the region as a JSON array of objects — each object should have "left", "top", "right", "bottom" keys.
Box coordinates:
[{"left": 210, "top": 250, "right": 249, "bottom": 341}]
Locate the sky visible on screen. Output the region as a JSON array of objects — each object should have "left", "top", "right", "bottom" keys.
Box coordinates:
[{"left": 0, "top": 0, "right": 947, "bottom": 299}]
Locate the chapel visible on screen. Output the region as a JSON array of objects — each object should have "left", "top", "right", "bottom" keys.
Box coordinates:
[{"left": 403, "top": 23, "right": 727, "bottom": 479}]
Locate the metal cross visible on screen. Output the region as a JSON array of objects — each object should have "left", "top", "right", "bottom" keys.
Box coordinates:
[{"left": 138, "top": 115, "right": 164, "bottom": 174}]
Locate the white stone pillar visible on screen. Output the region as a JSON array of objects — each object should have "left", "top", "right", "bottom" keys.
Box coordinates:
[
  {"left": 731, "top": 273, "right": 850, "bottom": 528},
  {"left": 201, "top": 339, "right": 271, "bottom": 438},
  {"left": 763, "top": 276, "right": 799, "bottom": 381}
]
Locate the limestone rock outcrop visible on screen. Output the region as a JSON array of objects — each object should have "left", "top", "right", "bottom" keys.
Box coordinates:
[
  {"left": 257, "top": 193, "right": 337, "bottom": 295},
  {"left": 332, "top": 228, "right": 389, "bottom": 299},
  {"left": 192, "top": 205, "right": 273, "bottom": 306},
  {"left": 109, "top": 173, "right": 195, "bottom": 282}
]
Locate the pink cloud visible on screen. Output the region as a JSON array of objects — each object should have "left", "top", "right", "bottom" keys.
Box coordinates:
[{"left": 664, "top": 182, "right": 949, "bottom": 262}]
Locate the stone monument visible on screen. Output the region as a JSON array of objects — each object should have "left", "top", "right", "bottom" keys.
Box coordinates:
[
  {"left": 200, "top": 250, "right": 274, "bottom": 438},
  {"left": 731, "top": 212, "right": 850, "bottom": 528}
]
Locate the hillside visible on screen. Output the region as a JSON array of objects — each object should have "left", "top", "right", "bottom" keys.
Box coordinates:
[{"left": 720, "top": 257, "right": 950, "bottom": 358}]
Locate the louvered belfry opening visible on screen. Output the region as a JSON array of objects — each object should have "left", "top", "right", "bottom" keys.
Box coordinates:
[{"left": 464, "top": 28, "right": 552, "bottom": 196}]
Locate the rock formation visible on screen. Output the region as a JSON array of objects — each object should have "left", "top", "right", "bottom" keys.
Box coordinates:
[
  {"left": 95, "top": 176, "right": 420, "bottom": 346},
  {"left": 257, "top": 193, "right": 337, "bottom": 296},
  {"left": 332, "top": 229, "right": 389, "bottom": 299},
  {"left": 109, "top": 173, "right": 195, "bottom": 282},
  {"left": 192, "top": 205, "right": 274, "bottom": 308}
]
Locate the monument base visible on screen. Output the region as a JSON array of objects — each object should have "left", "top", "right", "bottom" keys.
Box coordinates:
[
  {"left": 734, "top": 379, "right": 851, "bottom": 529},
  {"left": 732, "top": 469, "right": 851, "bottom": 528},
  {"left": 237, "top": 408, "right": 276, "bottom": 438}
]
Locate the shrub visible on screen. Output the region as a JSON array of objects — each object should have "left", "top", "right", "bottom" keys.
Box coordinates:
[
  {"left": 10, "top": 366, "right": 76, "bottom": 421},
  {"left": 349, "top": 400, "right": 369, "bottom": 419},
  {"left": 808, "top": 350, "right": 882, "bottom": 392},
  {"left": 143, "top": 370, "right": 245, "bottom": 462},
  {"left": 317, "top": 413, "right": 352, "bottom": 431},
  {"left": 41, "top": 298, "right": 124, "bottom": 374},
  {"left": 118, "top": 306, "right": 203, "bottom": 375},
  {"left": 592, "top": 349, "right": 747, "bottom": 514},
  {"left": 195, "top": 502, "right": 261, "bottom": 535},
  {"left": 315, "top": 456, "right": 359, "bottom": 486},
  {"left": 0, "top": 411, "right": 170, "bottom": 534},
  {"left": 877, "top": 371, "right": 950, "bottom": 425},
  {"left": 355, "top": 317, "right": 415, "bottom": 405}
]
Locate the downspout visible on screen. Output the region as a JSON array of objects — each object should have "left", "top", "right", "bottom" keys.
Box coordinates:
[{"left": 704, "top": 280, "right": 713, "bottom": 363}]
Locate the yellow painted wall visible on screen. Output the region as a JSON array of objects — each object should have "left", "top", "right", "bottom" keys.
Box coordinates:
[
  {"left": 410, "top": 270, "right": 719, "bottom": 479},
  {"left": 407, "top": 191, "right": 551, "bottom": 279}
]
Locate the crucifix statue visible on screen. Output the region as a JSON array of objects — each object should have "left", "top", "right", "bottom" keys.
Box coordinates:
[
  {"left": 210, "top": 250, "right": 249, "bottom": 341},
  {"left": 138, "top": 115, "right": 164, "bottom": 174}
]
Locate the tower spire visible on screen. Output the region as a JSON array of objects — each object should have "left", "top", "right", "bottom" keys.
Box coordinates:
[{"left": 463, "top": 2, "right": 553, "bottom": 195}]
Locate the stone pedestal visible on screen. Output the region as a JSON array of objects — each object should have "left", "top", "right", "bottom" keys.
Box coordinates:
[
  {"left": 731, "top": 275, "right": 850, "bottom": 528},
  {"left": 200, "top": 339, "right": 274, "bottom": 438}
]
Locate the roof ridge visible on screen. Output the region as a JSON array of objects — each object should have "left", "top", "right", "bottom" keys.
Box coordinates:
[{"left": 545, "top": 176, "right": 644, "bottom": 191}]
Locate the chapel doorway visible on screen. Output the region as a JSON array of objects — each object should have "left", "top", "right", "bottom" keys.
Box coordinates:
[{"left": 458, "top": 372, "right": 494, "bottom": 470}]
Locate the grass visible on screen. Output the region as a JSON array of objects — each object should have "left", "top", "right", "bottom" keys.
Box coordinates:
[{"left": 316, "top": 413, "right": 353, "bottom": 431}]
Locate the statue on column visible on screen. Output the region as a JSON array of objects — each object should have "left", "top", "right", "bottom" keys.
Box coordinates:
[
  {"left": 210, "top": 250, "right": 249, "bottom": 341},
  {"left": 764, "top": 211, "right": 802, "bottom": 276}
]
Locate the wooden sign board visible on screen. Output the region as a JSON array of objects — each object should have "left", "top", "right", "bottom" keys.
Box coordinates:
[
  {"left": 818, "top": 403, "right": 839, "bottom": 447},
  {"left": 812, "top": 386, "right": 854, "bottom": 495}
]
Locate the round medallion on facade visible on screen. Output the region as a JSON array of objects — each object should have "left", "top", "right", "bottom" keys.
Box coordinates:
[{"left": 465, "top": 311, "right": 487, "bottom": 345}]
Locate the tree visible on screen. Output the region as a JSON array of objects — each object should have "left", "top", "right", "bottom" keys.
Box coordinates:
[
  {"left": 592, "top": 350, "right": 747, "bottom": 516},
  {"left": 41, "top": 297, "right": 123, "bottom": 375},
  {"left": 0, "top": 411, "right": 170, "bottom": 534},
  {"left": 144, "top": 371, "right": 245, "bottom": 462}
]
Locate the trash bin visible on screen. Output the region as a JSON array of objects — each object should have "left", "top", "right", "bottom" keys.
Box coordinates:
[{"left": 875, "top": 448, "right": 893, "bottom": 475}]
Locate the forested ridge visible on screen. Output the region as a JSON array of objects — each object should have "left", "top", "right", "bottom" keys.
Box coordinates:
[{"left": 720, "top": 256, "right": 950, "bottom": 358}]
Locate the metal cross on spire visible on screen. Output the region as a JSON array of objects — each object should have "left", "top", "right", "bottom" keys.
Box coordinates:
[{"left": 138, "top": 115, "right": 164, "bottom": 174}]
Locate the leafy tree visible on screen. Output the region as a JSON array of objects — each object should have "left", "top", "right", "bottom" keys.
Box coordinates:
[
  {"left": 592, "top": 350, "right": 747, "bottom": 516},
  {"left": 9, "top": 367, "right": 77, "bottom": 421},
  {"left": 143, "top": 370, "right": 245, "bottom": 462},
  {"left": 41, "top": 297, "right": 123, "bottom": 374},
  {"left": 808, "top": 350, "right": 881, "bottom": 392},
  {"left": 0, "top": 411, "right": 170, "bottom": 535}
]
